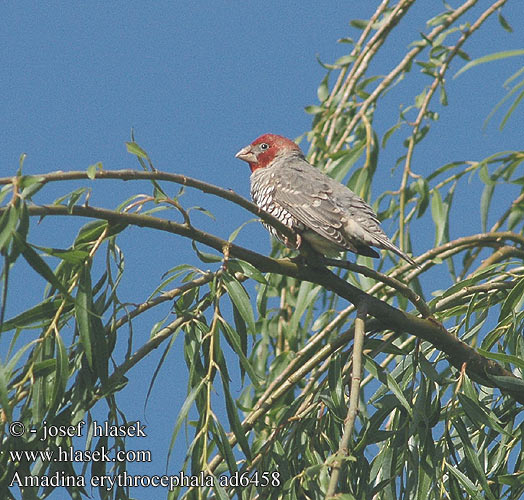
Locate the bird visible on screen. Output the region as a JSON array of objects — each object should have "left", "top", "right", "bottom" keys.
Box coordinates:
[{"left": 235, "top": 133, "right": 417, "bottom": 266}]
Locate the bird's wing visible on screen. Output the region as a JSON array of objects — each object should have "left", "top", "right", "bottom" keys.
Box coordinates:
[
  {"left": 270, "top": 157, "right": 417, "bottom": 265},
  {"left": 271, "top": 158, "right": 380, "bottom": 256}
]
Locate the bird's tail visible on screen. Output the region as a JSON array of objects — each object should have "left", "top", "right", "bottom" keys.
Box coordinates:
[{"left": 378, "top": 238, "right": 419, "bottom": 268}]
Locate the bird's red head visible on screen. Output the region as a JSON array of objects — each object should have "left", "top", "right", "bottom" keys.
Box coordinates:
[{"left": 235, "top": 134, "right": 302, "bottom": 172}]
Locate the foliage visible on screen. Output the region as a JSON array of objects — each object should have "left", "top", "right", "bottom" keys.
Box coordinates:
[
  {"left": 1, "top": 1, "right": 524, "bottom": 499},
  {"left": 455, "top": 48, "right": 524, "bottom": 130}
]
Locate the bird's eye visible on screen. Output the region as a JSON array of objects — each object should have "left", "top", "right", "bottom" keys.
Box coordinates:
[{"left": 260, "top": 143, "right": 269, "bottom": 151}]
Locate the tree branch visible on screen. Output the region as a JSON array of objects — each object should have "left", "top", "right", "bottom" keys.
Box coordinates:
[
  {"left": 326, "top": 302, "right": 367, "bottom": 499},
  {"left": 0, "top": 169, "right": 297, "bottom": 244},
  {"left": 15, "top": 203, "right": 524, "bottom": 405}
]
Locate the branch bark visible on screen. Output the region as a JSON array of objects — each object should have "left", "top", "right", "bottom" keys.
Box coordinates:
[{"left": 14, "top": 202, "right": 524, "bottom": 405}]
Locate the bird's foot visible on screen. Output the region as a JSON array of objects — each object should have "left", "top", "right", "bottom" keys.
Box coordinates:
[{"left": 283, "top": 233, "right": 302, "bottom": 250}]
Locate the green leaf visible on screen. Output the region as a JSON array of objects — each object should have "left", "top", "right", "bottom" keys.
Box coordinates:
[
  {"left": 327, "top": 354, "right": 344, "bottom": 413},
  {"left": 228, "top": 219, "right": 256, "bottom": 243},
  {"left": 498, "top": 12, "right": 513, "bottom": 33},
  {"left": 482, "top": 79, "right": 524, "bottom": 130},
  {"left": 74, "top": 220, "right": 108, "bottom": 245},
  {"left": 144, "top": 325, "right": 180, "bottom": 412},
  {"left": 32, "top": 359, "right": 56, "bottom": 377},
  {"left": 20, "top": 175, "right": 45, "bottom": 199},
  {"left": 445, "top": 463, "right": 483, "bottom": 499},
  {"left": 76, "top": 265, "right": 94, "bottom": 368},
  {"left": 220, "top": 373, "right": 251, "bottom": 460},
  {"left": 477, "top": 348, "right": 524, "bottom": 371},
  {"left": 500, "top": 88, "right": 524, "bottom": 130},
  {"left": 487, "top": 374, "right": 524, "bottom": 392},
  {"left": 219, "top": 318, "right": 260, "bottom": 387},
  {"left": 230, "top": 302, "right": 247, "bottom": 383},
  {"left": 480, "top": 183, "right": 494, "bottom": 232},
  {"left": 381, "top": 122, "right": 402, "bottom": 148},
  {"left": 5, "top": 339, "right": 40, "bottom": 377},
  {"left": 433, "top": 263, "right": 504, "bottom": 303},
  {"left": 327, "top": 144, "right": 365, "bottom": 183},
  {"left": 430, "top": 189, "right": 446, "bottom": 246},
  {"left": 53, "top": 187, "right": 89, "bottom": 210},
  {"left": 0, "top": 206, "right": 19, "bottom": 251},
  {"left": 192, "top": 241, "right": 222, "bottom": 263},
  {"left": 507, "top": 204, "right": 524, "bottom": 230},
  {"left": 478, "top": 163, "right": 495, "bottom": 185},
  {"left": 289, "top": 282, "right": 321, "bottom": 335},
  {"left": 226, "top": 259, "right": 267, "bottom": 284},
  {"left": 350, "top": 19, "right": 369, "bottom": 29},
  {"left": 364, "top": 356, "right": 412, "bottom": 416},
  {"left": 223, "top": 274, "right": 256, "bottom": 335},
  {"left": 0, "top": 184, "right": 12, "bottom": 205},
  {"left": 0, "top": 361, "right": 13, "bottom": 421},
  {"left": 187, "top": 205, "right": 216, "bottom": 220},
  {"left": 496, "top": 472, "right": 524, "bottom": 487},
  {"left": 457, "top": 393, "right": 508, "bottom": 436},
  {"left": 414, "top": 177, "right": 430, "bottom": 218},
  {"left": 427, "top": 12, "right": 450, "bottom": 27},
  {"left": 126, "top": 141, "right": 149, "bottom": 159},
  {"left": 18, "top": 152, "right": 27, "bottom": 174},
  {"left": 304, "top": 105, "right": 324, "bottom": 115},
  {"left": 317, "top": 74, "right": 330, "bottom": 102},
  {"left": 48, "top": 332, "right": 69, "bottom": 419},
  {"left": 426, "top": 160, "right": 467, "bottom": 181},
  {"left": 439, "top": 83, "right": 448, "bottom": 106},
  {"left": 212, "top": 481, "right": 230, "bottom": 500},
  {"left": 334, "top": 54, "right": 357, "bottom": 66},
  {"left": 454, "top": 49, "right": 524, "bottom": 79},
  {"left": 210, "top": 414, "right": 237, "bottom": 473},
  {"left": 416, "top": 437, "right": 435, "bottom": 500},
  {"left": 13, "top": 233, "right": 73, "bottom": 300},
  {"left": 87, "top": 162, "right": 102, "bottom": 180},
  {"left": 32, "top": 244, "right": 90, "bottom": 264},
  {"left": 91, "top": 315, "right": 109, "bottom": 384},
  {"left": 498, "top": 277, "right": 524, "bottom": 321},
  {"left": 167, "top": 379, "right": 205, "bottom": 464},
  {"left": 364, "top": 339, "right": 409, "bottom": 356},
  {"left": 504, "top": 66, "right": 524, "bottom": 88},
  {"left": 0, "top": 300, "right": 63, "bottom": 332},
  {"left": 453, "top": 418, "right": 497, "bottom": 500}
]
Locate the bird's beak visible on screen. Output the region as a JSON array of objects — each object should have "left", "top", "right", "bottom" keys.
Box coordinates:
[{"left": 235, "top": 145, "right": 257, "bottom": 163}]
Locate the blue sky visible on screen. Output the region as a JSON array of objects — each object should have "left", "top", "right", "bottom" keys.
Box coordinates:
[{"left": 2, "top": 2, "right": 523, "bottom": 499}]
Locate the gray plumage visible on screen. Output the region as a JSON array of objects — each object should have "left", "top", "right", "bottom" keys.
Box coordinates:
[{"left": 237, "top": 134, "right": 417, "bottom": 266}]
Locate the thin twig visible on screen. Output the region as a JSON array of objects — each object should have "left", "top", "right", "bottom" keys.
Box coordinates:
[
  {"left": 12, "top": 203, "right": 524, "bottom": 401},
  {"left": 322, "top": 257, "right": 430, "bottom": 317},
  {"left": 5, "top": 201, "right": 524, "bottom": 484},
  {"left": 325, "top": 0, "right": 416, "bottom": 149},
  {"left": 309, "top": 0, "right": 393, "bottom": 161},
  {"left": 399, "top": 0, "right": 509, "bottom": 248},
  {"left": 0, "top": 168, "right": 297, "bottom": 244},
  {"left": 331, "top": 0, "right": 479, "bottom": 156},
  {"left": 434, "top": 281, "right": 516, "bottom": 311},
  {"left": 326, "top": 301, "right": 367, "bottom": 498},
  {"left": 461, "top": 190, "right": 524, "bottom": 279},
  {"left": 109, "top": 270, "right": 218, "bottom": 332}
]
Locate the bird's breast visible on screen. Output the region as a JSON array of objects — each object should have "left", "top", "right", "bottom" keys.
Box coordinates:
[{"left": 250, "top": 173, "right": 305, "bottom": 245}]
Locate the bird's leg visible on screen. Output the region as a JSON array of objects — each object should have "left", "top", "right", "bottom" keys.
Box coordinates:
[
  {"left": 283, "top": 232, "right": 301, "bottom": 250},
  {"left": 292, "top": 239, "right": 326, "bottom": 269}
]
